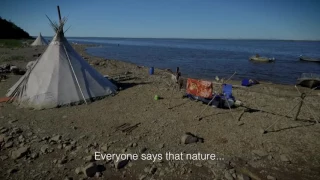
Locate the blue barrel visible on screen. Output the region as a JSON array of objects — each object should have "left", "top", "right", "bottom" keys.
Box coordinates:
[{"left": 149, "top": 67, "right": 154, "bottom": 75}]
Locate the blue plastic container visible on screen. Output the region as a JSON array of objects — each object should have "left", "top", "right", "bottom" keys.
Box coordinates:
[{"left": 149, "top": 67, "right": 154, "bottom": 75}]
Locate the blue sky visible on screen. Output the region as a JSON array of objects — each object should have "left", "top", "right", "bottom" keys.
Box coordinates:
[{"left": 1, "top": 0, "right": 320, "bottom": 40}]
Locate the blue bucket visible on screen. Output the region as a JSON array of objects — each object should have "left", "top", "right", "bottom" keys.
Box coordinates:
[{"left": 149, "top": 67, "right": 154, "bottom": 75}]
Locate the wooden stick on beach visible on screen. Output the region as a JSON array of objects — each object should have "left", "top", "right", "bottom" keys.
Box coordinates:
[
  {"left": 168, "top": 67, "right": 180, "bottom": 109},
  {"left": 167, "top": 84, "right": 176, "bottom": 109},
  {"left": 237, "top": 109, "right": 246, "bottom": 121},
  {"left": 293, "top": 93, "right": 305, "bottom": 121}
]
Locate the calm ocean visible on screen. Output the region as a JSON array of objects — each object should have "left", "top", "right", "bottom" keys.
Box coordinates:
[{"left": 66, "top": 37, "right": 320, "bottom": 84}]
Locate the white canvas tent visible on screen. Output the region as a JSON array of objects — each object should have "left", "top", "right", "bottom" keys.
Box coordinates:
[
  {"left": 31, "top": 33, "right": 48, "bottom": 46},
  {"left": 6, "top": 7, "right": 117, "bottom": 109},
  {"left": 6, "top": 60, "right": 37, "bottom": 97}
]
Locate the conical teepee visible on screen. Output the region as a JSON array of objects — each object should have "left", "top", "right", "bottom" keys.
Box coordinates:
[
  {"left": 7, "top": 6, "right": 117, "bottom": 109},
  {"left": 31, "top": 33, "right": 48, "bottom": 46}
]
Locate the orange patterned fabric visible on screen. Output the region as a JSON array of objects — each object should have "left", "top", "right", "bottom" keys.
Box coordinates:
[
  {"left": 0, "top": 97, "right": 11, "bottom": 103},
  {"left": 186, "top": 78, "right": 213, "bottom": 98}
]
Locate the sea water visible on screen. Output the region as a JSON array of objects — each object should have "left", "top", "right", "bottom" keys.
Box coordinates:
[{"left": 66, "top": 37, "right": 320, "bottom": 84}]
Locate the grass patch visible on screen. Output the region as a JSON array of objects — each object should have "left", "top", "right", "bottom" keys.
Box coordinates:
[
  {"left": 0, "top": 39, "right": 23, "bottom": 48},
  {"left": 0, "top": 55, "right": 25, "bottom": 63}
]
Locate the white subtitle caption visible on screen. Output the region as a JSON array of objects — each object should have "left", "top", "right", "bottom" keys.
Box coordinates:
[{"left": 94, "top": 152, "right": 224, "bottom": 162}]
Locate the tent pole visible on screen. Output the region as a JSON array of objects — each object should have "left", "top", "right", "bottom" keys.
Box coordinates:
[
  {"left": 294, "top": 86, "right": 319, "bottom": 123},
  {"left": 263, "top": 101, "right": 300, "bottom": 133},
  {"left": 57, "top": 6, "right": 62, "bottom": 22},
  {"left": 194, "top": 93, "right": 218, "bottom": 121},
  {"left": 224, "top": 93, "right": 236, "bottom": 121},
  {"left": 63, "top": 45, "right": 88, "bottom": 105},
  {"left": 57, "top": 6, "right": 64, "bottom": 32}
]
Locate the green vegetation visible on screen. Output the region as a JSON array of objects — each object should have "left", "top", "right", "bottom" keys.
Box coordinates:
[
  {"left": 0, "top": 54, "right": 25, "bottom": 63},
  {"left": 0, "top": 39, "right": 24, "bottom": 48},
  {"left": 0, "top": 17, "right": 32, "bottom": 39},
  {"left": 0, "top": 17, "right": 34, "bottom": 48}
]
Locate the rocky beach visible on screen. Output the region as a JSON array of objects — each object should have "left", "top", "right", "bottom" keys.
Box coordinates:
[{"left": 1, "top": 44, "right": 320, "bottom": 180}]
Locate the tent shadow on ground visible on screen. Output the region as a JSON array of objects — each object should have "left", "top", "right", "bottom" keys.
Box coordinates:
[
  {"left": 200, "top": 108, "right": 243, "bottom": 120},
  {"left": 114, "top": 77, "right": 137, "bottom": 82},
  {"left": 266, "top": 123, "right": 316, "bottom": 134},
  {"left": 168, "top": 101, "right": 188, "bottom": 109},
  {"left": 242, "top": 106, "right": 318, "bottom": 123},
  {"left": 116, "top": 82, "right": 150, "bottom": 90}
]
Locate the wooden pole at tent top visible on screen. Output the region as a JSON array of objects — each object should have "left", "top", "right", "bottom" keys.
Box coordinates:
[{"left": 57, "top": 6, "right": 62, "bottom": 22}]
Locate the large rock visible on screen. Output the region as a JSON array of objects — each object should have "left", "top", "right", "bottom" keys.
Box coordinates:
[
  {"left": 11, "top": 146, "right": 30, "bottom": 159},
  {"left": 64, "top": 145, "right": 75, "bottom": 152},
  {"left": 49, "top": 135, "right": 61, "bottom": 143},
  {"left": 181, "top": 134, "right": 197, "bottom": 144},
  {"left": 127, "top": 142, "right": 137, "bottom": 148},
  {"left": 30, "top": 153, "right": 39, "bottom": 159},
  {"left": 40, "top": 145, "right": 53, "bottom": 154},
  {"left": 99, "top": 61, "right": 106, "bottom": 66},
  {"left": 4, "top": 141, "right": 13, "bottom": 148},
  {"left": 70, "top": 140, "right": 77, "bottom": 146},
  {"left": 114, "top": 159, "right": 129, "bottom": 169},
  {"left": 139, "top": 147, "right": 147, "bottom": 154},
  {"left": 139, "top": 175, "right": 147, "bottom": 180},
  {"left": 280, "top": 154, "right": 290, "bottom": 163},
  {"left": 4, "top": 135, "right": 13, "bottom": 142},
  {"left": 58, "top": 156, "right": 68, "bottom": 164},
  {"left": 83, "top": 163, "right": 98, "bottom": 177},
  {"left": 100, "top": 144, "right": 109, "bottom": 152},
  {"left": 0, "top": 155, "right": 8, "bottom": 161},
  {"left": 27, "top": 132, "right": 33, "bottom": 137},
  {"left": 149, "top": 165, "right": 157, "bottom": 174},
  {"left": 181, "top": 133, "right": 203, "bottom": 144},
  {"left": 237, "top": 173, "right": 251, "bottom": 180},
  {"left": 224, "top": 171, "right": 234, "bottom": 180},
  {"left": 8, "top": 120, "right": 18, "bottom": 124},
  {"left": 92, "top": 60, "right": 100, "bottom": 66},
  {"left": 57, "top": 144, "right": 63, "bottom": 149},
  {"left": 11, "top": 127, "right": 22, "bottom": 134},
  {"left": 252, "top": 149, "right": 268, "bottom": 157},
  {"left": 18, "top": 135, "right": 25, "bottom": 143},
  {"left": 83, "top": 155, "right": 94, "bottom": 162},
  {"left": 158, "top": 143, "right": 164, "bottom": 149},
  {"left": 7, "top": 168, "right": 18, "bottom": 174},
  {"left": 75, "top": 167, "right": 83, "bottom": 175},
  {"left": 267, "top": 175, "right": 277, "bottom": 180},
  {"left": 41, "top": 145, "right": 49, "bottom": 154},
  {"left": 0, "top": 134, "right": 5, "bottom": 143},
  {"left": 95, "top": 172, "right": 102, "bottom": 177},
  {"left": 1, "top": 128, "right": 9, "bottom": 133}
]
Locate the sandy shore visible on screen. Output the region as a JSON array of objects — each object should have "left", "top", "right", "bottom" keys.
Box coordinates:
[{"left": 0, "top": 44, "right": 320, "bottom": 180}]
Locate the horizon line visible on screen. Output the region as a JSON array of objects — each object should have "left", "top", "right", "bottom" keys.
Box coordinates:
[{"left": 38, "top": 36, "right": 320, "bottom": 42}]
